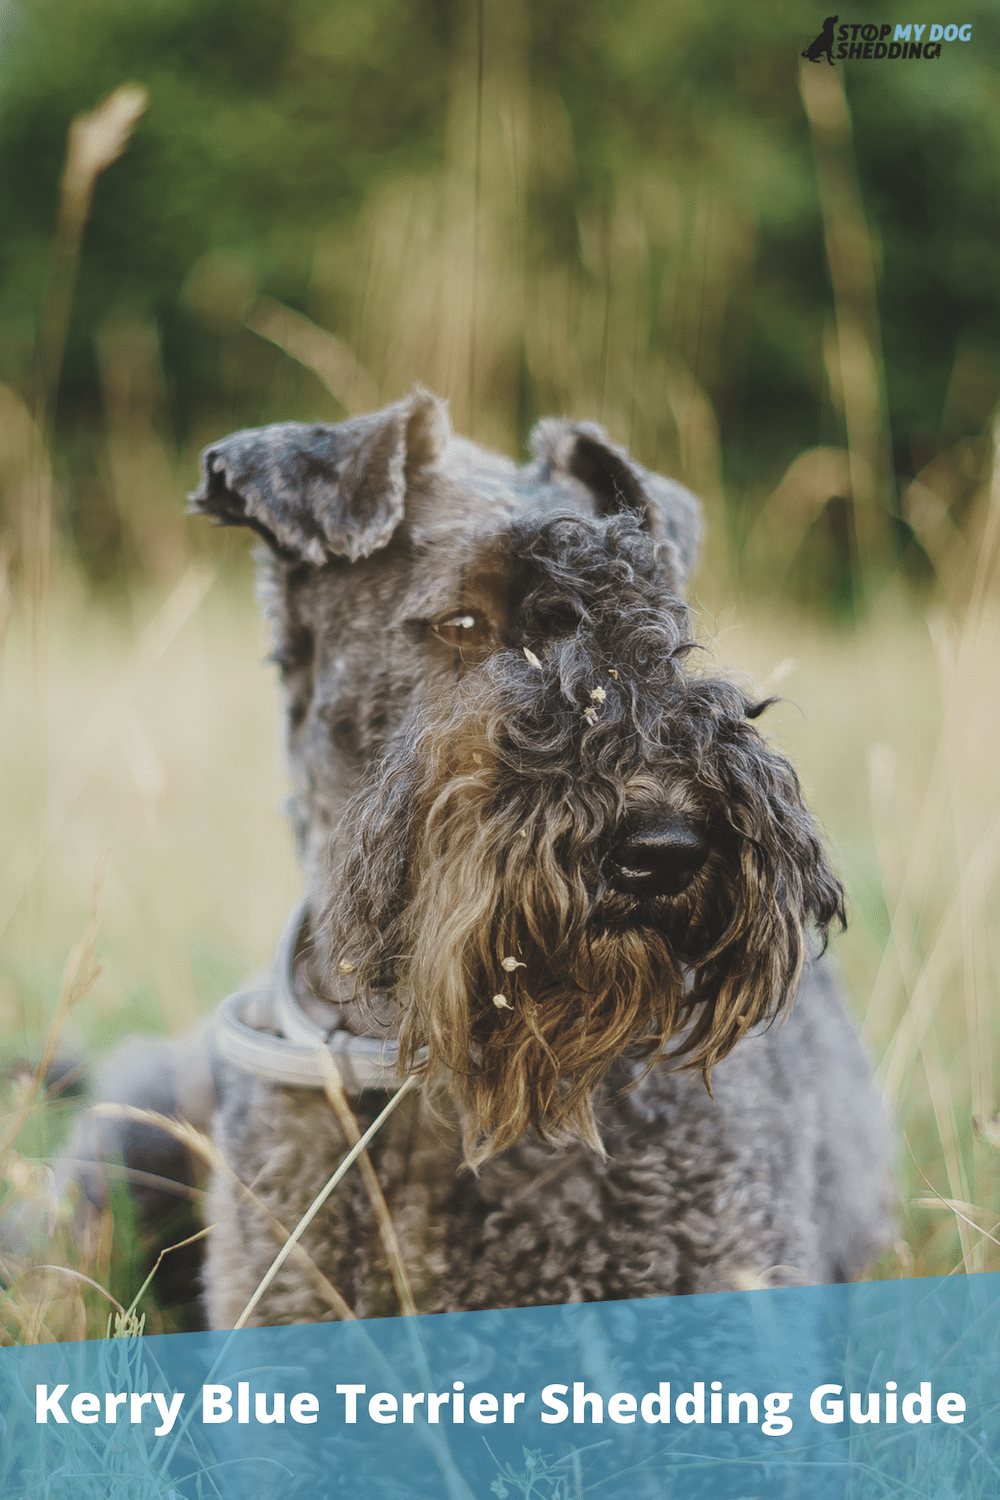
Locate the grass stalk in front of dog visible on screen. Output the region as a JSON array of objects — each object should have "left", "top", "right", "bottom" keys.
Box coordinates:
[{"left": 316, "top": 1046, "right": 419, "bottom": 1316}]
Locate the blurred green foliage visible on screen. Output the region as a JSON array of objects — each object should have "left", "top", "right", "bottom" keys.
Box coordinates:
[{"left": 0, "top": 0, "right": 998, "bottom": 599}]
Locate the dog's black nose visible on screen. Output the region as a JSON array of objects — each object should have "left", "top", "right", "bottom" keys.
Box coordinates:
[{"left": 606, "top": 812, "right": 708, "bottom": 898}]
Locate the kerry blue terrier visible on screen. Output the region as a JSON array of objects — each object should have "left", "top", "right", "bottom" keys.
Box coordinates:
[{"left": 59, "top": 387, "right": 893, "bottom": 1325}]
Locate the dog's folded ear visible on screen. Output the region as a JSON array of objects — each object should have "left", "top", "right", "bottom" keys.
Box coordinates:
[
  {"left": 190, "top": 387, "right": 450, "bottom": 564},
  {"left": 529, "top": 419, "right": 702, "bottom": 583}
]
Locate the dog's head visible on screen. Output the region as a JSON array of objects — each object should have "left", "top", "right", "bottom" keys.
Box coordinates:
[{"left": 192, "top": 388, "right": 843, "bottom": 1162}]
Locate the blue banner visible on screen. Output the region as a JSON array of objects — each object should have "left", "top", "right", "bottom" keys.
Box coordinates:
[{"left": 2, "top": 1275, "right": 997, "bottom": 1498}]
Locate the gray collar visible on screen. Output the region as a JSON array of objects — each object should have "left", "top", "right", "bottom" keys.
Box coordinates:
[{"left": 214, "top": 899, "right": 414, "bottom": 1093}]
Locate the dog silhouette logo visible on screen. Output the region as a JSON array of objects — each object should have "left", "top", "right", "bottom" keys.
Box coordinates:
[{"left": 802, "top": 15, "right": 838, "bottom": 64}]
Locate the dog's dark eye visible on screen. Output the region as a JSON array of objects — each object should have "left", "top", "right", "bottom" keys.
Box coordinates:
[{"left": 430, "top": 611, "right": 494, "bottom": 648}]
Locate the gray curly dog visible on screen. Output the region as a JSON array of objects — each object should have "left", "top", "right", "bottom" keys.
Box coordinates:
[{"left": 64, "top": 387, "right": 893, "bottom": 1326}]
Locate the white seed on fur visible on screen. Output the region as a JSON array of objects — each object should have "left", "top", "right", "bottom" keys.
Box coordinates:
[
  {"left": 609, "top": 668, "right": 619, "bottom": 680},
  {"left": 589, "top": 686, "right": 606, "bottom": 702},
  {"left": 501, "top": 956, "right": 526, "bottom": 972},
  {"left": 492, "top": 993, "right": 513, "bottom": 1010},
  {"left": 582, "top": 705, "right": 598, "bottom": 724},
  {"left": 523, "top": 647, "right": 542, "bottom": 669},
  {"left": 518, "top": 827, "right": 528, "bottom": 837},
  {"left": 472, "top": 752, "right": 483, "bottom": 765},
  {"left": 338, "top": 959, "right": 356, "bottom": 975}
]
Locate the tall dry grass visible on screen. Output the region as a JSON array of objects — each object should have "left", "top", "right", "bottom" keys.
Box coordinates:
[{"left": 1, "top": 26, "right": 999, "bottom": 1348}]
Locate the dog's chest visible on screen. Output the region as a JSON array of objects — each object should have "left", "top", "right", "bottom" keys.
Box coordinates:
[{"left": 211, "top": 1050, "right": 796, "bottom": 1324}]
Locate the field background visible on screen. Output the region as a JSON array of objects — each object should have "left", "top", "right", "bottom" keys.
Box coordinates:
[{"left": 2, "top": 0, "right": 1000, "bottom": 1337}]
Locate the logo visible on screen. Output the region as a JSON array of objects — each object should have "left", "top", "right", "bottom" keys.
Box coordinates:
[
  {"left": 802, "top": 17, "right": 973, "bottom": 61},
  {"left": 803, "top": 14, "right": 839, "bottom": 63}
]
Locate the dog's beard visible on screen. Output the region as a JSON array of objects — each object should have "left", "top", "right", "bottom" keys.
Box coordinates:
[{"left": 321, "top": 676, "right": 838, "bottom": 1165}]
